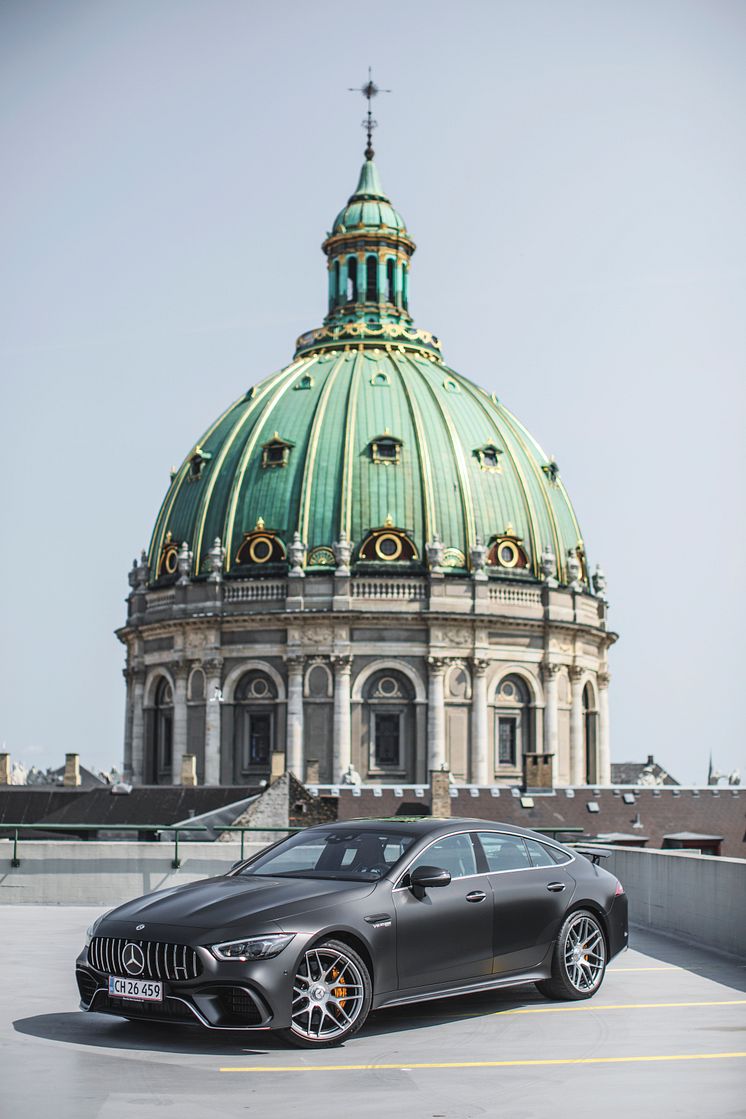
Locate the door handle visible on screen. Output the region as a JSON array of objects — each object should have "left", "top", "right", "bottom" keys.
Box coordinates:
[
  {"left": 466, "top": 891, "right": 487, "bottom": 903},
  {"left": 547, "top": 882, "right": 566, "bottom": 892}
]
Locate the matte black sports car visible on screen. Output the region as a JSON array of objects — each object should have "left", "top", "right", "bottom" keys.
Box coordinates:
[{"left": 75, "top": 818, "right": 628, "bottom": 1047}]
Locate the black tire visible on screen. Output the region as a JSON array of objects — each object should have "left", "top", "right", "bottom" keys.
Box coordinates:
[
  {"left": 277, "top": 939, "right": 372, "bottom": 1049},
  {"left": 536, "top": 909, "right": 607, "bottom": 1001}
]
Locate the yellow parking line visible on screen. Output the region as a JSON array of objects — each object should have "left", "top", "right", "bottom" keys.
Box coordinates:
[
  {"left": 220, "top": 1052, "right": 746, "bottom": 1073},
  {"left": 503, "top": 999, "right": 746, "bottom": 1015}
]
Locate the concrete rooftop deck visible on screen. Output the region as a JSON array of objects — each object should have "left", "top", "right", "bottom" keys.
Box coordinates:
[{"left": 1, "top": 908, "right": 744, "bottom": 1119}]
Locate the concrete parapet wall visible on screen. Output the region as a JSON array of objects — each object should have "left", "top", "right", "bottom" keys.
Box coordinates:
[
  {"left": 600, "top": 846, "right": 746, "bottom": 958},
  {"left": 0, "top": 841, "right": 265, "bottom": 906}
]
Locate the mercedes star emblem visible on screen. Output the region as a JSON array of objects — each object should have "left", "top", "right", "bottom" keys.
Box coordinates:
[
  {"left": 136, "top": 924, "right": 145, "bottom": 931},
  {"left": 122, "top": 942, "right": 145, "bottom": 976}
]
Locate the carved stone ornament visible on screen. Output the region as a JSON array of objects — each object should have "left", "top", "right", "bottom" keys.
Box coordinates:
[
  {"left": 469, "top": 536, "right": 488, "bottom": 581},
  {"left": 207, "top": 537, "right": 226, "bottom": 583},
  {"left": 128, "top": 558, "right": 139, "bottom": 593},
  {"left": 136, "top": 549, "right": 150, "bottom": 592},
  {"left": 176, "top": 542, "right": 193, "bottom": 586},
  {"left": 339, "top": 763, "right": 362, "bottom": 786},
  {"left": 592, "top": 563, "right": 607, "bottom": 599},
  {"left": 288, "top": 531, "right": 307, "bottom": 576},
  {"left": 332, "top": 530, "right": 352, "bottom": 573},
  {"left": 425, "top": 533, "right": 445, "bottom": 572},
  {"left": 540, "top": 545, "right": 558, "bottom": 587},
  {"left": 566, "top": 548, "right": 583, "bottom": 591}
]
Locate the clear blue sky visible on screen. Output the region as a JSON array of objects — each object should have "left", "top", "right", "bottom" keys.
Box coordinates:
[{"left": 1, "top": 0, "right": 744, "bottom": 784}]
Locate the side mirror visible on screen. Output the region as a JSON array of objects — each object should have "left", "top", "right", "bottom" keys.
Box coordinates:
[{"left": 410, "top": 865, "right": 452, "bottom": 893}]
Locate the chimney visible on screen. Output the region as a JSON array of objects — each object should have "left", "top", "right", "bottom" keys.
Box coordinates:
[
  {"left": 305, "top": 759, "right": 320, "bottom": 785},
  {"left": 430, "top": 769, "right": 452, "bottom": 818},
  {"left": 63, "top": 753, "right": 81, "bottom": 787},
  {"left": 0, "top": 753, "right": 10, "bottom": 785},
  {"left": 270, "top": 751, "right": 286, "bottom": 785},
  {"left": 523, "top": 752, "right": 554, "bottom": 791},
  {"left": 181, "top": 754, "right": 197, "bottom": 787},
  {"left": 647, "top": 755, "right": 655, "bottom": 766}
]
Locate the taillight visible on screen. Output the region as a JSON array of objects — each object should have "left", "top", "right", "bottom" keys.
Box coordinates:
[{"left": 614, "top": 879, "right": 625, "bottom": 896}]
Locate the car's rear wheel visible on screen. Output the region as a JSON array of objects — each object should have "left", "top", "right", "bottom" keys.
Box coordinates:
[
  {"left": 536, "top": 910, "right": 607, "bottom": 1001},
  {"left": 278, "top": 939, "right": 372, "bottom": 1048}
]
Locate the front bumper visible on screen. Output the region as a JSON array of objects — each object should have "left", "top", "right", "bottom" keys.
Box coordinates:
[{"left": 75, "top": 940, "right": 299, "bottom": 1030}]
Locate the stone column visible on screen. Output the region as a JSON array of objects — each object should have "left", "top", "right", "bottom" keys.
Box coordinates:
[
  {"left": 122, "top": 667, "right": 134, "bottom": 780},
  {"left": 542, "top": 663, "right": 560, "bottom": 760},
  {"left": 332, "top": 655, "right": 352, "bottom": 781},
  {"left": 172, "top": 664, "right": 189, "bottom": 785},
  {"left": 470, "top": 659, "right": 489, "bottom": 785},
  {"left": 204, "top": 658, "right": 224, "bottom": 786},
  {"left": 131, "top": 668, "right": 146, "bottom": 784},
  {"left": 285, "top": 655, "right": 305, "bottom": 779},
  {"left": 427, "top": 657, "right": 447, "bottom": 773},
  {"left": 569, "top": 666, "right": 585, "bottom": 786},
  {"left": 597, "top": 671, "right": 612, "bottom": 785}
]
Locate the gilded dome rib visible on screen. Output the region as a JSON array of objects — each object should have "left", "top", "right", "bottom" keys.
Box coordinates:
[
  {"left": 390, "top": 353, "right": 435, "bottom": 543},
  {"left": 299, "top": 353, "right": 347, "bottom": 543}
]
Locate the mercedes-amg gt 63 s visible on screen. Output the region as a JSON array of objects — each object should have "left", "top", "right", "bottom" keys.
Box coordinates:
[{"left": 76, "top": 818, "right": 628, "bottom": 1047}]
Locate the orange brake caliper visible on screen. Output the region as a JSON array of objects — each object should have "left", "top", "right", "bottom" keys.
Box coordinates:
[{"left": 330, "top": 967, "right": 347, "bottom": 1008}]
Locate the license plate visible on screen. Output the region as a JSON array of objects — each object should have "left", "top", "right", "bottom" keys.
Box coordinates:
[{"left": 108, "top": 976, "right": 163, "bottom": 1001}]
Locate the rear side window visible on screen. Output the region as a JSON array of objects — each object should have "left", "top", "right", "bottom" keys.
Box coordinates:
[
  {"left": 523, "top": 838, "right": 558, "bottom": 868},
  {"left": 410, "top": 833, "right": 478, "bottom": 879},
  {"left": 546, "top": 844, "right": 572, "bottom": 865},
  {"left": 477, "top": 832, "right": 531, "bottom": 872}
]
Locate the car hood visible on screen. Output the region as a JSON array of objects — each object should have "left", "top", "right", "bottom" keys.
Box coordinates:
[{"left": 99, "top": 874, "right": 377, "bottom": 933}]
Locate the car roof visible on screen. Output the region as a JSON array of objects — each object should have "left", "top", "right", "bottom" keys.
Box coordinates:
[{"left": 307, "top": 817, "right": 567, "bottom": 844}]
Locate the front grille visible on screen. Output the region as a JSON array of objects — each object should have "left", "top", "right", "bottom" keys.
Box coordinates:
[
  {"left": 76, "top": 969, "right": 99, "bottom": 1006},
  {"left": 89, "top": 937, "right": 202, "bottom": 981}
]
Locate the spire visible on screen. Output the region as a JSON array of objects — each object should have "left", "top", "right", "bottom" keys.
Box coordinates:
[
  {"left": 351, "top": 158, "right": 388, "bottom": 201},
  {"left": 348, "top": 67, "right": 390, "bottom": 162}
]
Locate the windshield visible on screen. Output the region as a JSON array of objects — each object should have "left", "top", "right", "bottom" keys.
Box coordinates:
[{"left": 238, "top": 828, "right": 418, "bottom": 882}]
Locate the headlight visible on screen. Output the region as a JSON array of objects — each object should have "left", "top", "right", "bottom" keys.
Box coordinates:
[
  {"left": 210, "top": 933, "right": 296, "bottom": 961},
  {"left": 85, "top": 911, "right": 111, "bottom": 946}
]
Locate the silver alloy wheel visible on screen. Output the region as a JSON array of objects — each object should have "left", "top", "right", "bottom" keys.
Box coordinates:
[
  {"left": 563, "top": 913, "right": 606, "bottom": 992},
  {"left": 290, "top": 946, "right": 366, "bottom": 1042}
]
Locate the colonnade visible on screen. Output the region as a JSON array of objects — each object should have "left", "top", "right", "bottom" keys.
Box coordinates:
[{"left": 127, "top": 657, "right": 611, "bottom": 787}]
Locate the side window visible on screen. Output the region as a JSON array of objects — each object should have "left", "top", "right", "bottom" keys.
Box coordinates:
[
  {"left": 410, "top": 833, "right": 477, "bottom": 879},
  {"left": 477, "top": 832, "right": 531, "bottom": 872},
  {"left": 523, "top": 838, "right": 558, "bottom": 868},
  {"left": 547, "top": 845, "right": 573, "bottom": 865}
]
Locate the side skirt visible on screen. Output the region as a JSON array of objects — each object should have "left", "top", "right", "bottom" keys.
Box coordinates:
[{"left": 373, "top": 970, "right": 550, "bottom": 1012}]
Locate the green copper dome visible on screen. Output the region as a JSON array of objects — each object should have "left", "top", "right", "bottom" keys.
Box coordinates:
[{"left": 147, "top": 158, "right": 591, "bottom": 590}]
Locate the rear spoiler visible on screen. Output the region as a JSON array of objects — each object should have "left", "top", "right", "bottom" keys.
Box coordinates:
[{"left": 575, "top": 847, "right": 612, "bottom": 866}]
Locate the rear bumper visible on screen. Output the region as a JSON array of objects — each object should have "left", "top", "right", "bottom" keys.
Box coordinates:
[{"left": 605, "top": 893, "right": 629, "bottom": 960}]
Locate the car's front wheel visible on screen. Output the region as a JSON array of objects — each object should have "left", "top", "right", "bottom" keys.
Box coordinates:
[
  {"left": 278, "top": 939, "right": 372, "bottom": 1048},
  {"left": 536, "top": 909, "right": 607, "bottom": 1000}
]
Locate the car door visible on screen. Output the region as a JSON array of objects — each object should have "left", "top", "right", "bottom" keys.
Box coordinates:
[
  {"left": 475, "top": 832, "right": 575, "bottom": 975},
  {"left": 393, "top": 831, "right": 494, "bottom": 989}
]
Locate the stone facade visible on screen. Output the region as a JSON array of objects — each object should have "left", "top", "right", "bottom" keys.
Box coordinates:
[{"left": 119, "top": 570, "right": 614, "bottom": 788}]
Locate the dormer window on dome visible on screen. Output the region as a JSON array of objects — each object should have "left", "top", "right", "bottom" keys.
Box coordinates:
[
  {"left": 359, "top": 517, "right": 417, "bottom": 562},
  {"left": 235, "top": 518, "right": 286, "bottom": 566},
  {"left": 487, "top": 525, "right": 529, "bottom": 570},
  {"left": 261, "top": 433, "right": 294, "bottom": 469},
  {"left": 157, "top": 532, "right": 180, "bottom": 578},
  {"left": 474, "top": 443, "right": 503, "bottom": 472},
  {"left": 542, "top": 458, "right": 560, "bottom": 484},
  {"left": 370, "top": 433, "right": 402, "bottom": 465},
  {"left": 188, "top": 445, "right": 212, "bottom": 482}
]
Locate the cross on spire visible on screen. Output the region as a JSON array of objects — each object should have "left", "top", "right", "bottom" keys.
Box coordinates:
[{"left": 348, "top": 67, "right": 390, "bottom": 161}]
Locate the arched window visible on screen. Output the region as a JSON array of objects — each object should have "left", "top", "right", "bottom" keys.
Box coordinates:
[
  {"left": 234, "top": 670, "right": 277, "bottom": 778},
  {"left": 386, "top": 259, "right": 395, "bottom": 304},
  {"left": 364, "top": 671, "right": 415, "bottom": 775},
  {"left": 494, "top": 675, "right": 532, "bottom": 769},
  {"left": 154, "top": 678, "right": 173, "bottom": 780},
  {"left": 347, "top": 257, "right": 358, "bottom": 302},
  {"left": 402, "top": 263, "right": 409, "bottom": 309},
  {"left": 333, "top": 261, "right": 340, "bottom": 308},
  {"left": 583, "top": 683, "right": 598, "bottom": 784},
  {"left": 366, "top": 255, "right": 378, "bottom": 302}
]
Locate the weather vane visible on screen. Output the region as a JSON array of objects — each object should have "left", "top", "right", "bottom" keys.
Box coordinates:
[{"left": 348, "top": 67, "right": 390, "bottom": 161}]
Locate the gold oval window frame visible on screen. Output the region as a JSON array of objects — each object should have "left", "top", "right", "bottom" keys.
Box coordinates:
[
  {"left": 375, "top": 533, "right": 403, "bottom": 561},
  {"left": 248, "top": 536, "right": 273, "bottom": 564},
  {"left": 163, "top": 548, "right": 179, "bottom": 576},
  {"left": 497, "top": 540, "right": 519, "bottom": 569}
]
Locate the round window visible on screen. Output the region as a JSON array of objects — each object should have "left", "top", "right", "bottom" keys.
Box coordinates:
[
  {"left": 378, "top": 676, "right": 398, "bottom": 696},
  {"left": 501, "top": 682, "right": 515, "bottom": 698},
  {"left": 249, "top": 536, "right": 273, "bottom": 563},
  {"left": 499, "top": 541, "right": 519, "bottom": 568},
  {"left": 164, "top": 548, "right": 178, "bottom": 575},
  {"left": 375, "top": 533, "right": 402, "bottom": 561},
  {"left": 251, "top": 678, "right": 270, "bottom": 698}
]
